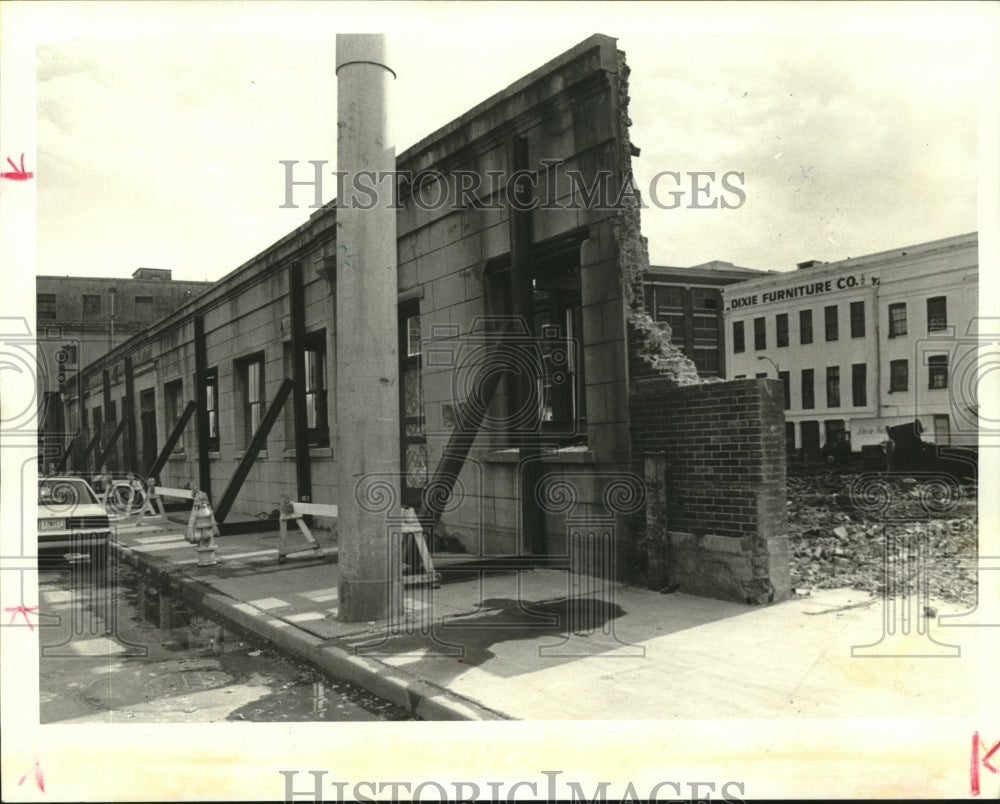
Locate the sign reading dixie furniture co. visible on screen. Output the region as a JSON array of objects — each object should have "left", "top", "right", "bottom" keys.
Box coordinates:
[{"left": 725, "top": 273, "right": 880, "bottom": 310}]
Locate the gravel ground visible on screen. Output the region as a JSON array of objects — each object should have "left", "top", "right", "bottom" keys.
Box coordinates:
[{"left": 787, "top": 465, "right": 979, "bottom": 607}]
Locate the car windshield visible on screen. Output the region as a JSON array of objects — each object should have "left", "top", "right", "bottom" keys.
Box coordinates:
[{"left": 38, "top": 479, "right": 99, "bottom": 506}]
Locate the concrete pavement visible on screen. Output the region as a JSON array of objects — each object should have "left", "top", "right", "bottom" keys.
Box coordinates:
[{"left": 107, "top": 512, "right": 985, "bottom": 721}]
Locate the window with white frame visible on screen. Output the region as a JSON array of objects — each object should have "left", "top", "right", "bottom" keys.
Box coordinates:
[
  {"left": 235, "top": 353, "right": 265, "bottom": 448},
  {"left": 928, "top": 354, "right": 948, "bottom": 389},
  {"left": 888, "top": 303, "right": 907, "bottom": 338}
]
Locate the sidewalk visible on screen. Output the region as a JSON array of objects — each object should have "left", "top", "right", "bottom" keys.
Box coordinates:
[{"left": 108, "top": 513, "right": 984, "bottom": 721}]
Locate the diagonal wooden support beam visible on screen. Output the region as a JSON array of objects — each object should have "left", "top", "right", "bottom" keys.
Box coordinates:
[
  {"left": 124, "top": 355, "right": 139, "bottom": 475},
  {"left": 146, "top": 400, "right": 197, "bottom": 481},
  {"left": 289, "top": 261, "right": 312, "bottom": 503},
  {"left": 418, "top": 346, "right": 507, "bottom": 527},
  {"left": 93, "top": 416, "right": 128, "bottom": 472},
  {"left": 78, "top": 429, "right": 103, "bottom": 473},
  {"left": 54, "top": 433, "right": 78, "bottom": 473},
  {"left": 214, "top": 378, "right": 294, "bottom": 524}
]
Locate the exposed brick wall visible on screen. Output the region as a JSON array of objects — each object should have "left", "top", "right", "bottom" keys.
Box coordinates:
[{"left": 629, "top": 377, "right": 790, "bottom": 603}]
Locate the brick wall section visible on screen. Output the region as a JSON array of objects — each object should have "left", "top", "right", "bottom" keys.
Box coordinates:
[{"left": 629, "top": 377, "right": 791, "bottom": 603}]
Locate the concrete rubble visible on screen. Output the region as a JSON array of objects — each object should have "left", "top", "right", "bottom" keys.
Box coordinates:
[{"left": 787, "top": 467, "right": 978, "bottom": 607}]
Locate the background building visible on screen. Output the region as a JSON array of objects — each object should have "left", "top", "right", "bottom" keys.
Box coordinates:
[
  {"left": 35, "top": 268, "right": 212, "bottom": 467},
  {"left": 723, "top": 232, "right": 979, "bottom": 460},
  {"left": 641, "top": 261, "right": 769, "bottom": 379}
]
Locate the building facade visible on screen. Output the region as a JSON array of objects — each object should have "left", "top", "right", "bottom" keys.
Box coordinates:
[
  {"left": 54, "top": 35, "right": 792, "bottom": 604},
  {"left": 641, "top": 261, "right": 769, "bottom": 379},
  {"left": 723, "top": 233, "right": 979, "bottom": 459},
  {"left": 35, "top": 269, "right": 213, "bottom": 466}
]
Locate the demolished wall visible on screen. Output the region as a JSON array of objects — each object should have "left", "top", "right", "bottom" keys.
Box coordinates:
[
  {"left": 630, "top": 377, "right": 792, "bottom": 604},
  {"left": 612, "top": 53, "right": 702, "bottom": 388}
]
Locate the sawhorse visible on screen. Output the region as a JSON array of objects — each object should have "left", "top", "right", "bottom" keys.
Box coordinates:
[
  {"left": 277, "top": 497, "right": 337, "bottom": 563},
  {"left": 276, "top": 497, "right": 438, "bottom": 584},
  {"left": 136, "top": 479, "right": 198, "bottom": 526}
]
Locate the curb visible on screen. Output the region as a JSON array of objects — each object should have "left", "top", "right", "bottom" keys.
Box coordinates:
[{"left": 111, "top": 540, "right": 509, "bottom": 721}]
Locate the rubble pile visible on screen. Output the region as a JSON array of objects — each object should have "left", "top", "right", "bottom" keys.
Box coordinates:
[{"left": 787, "top": 468, "right": 979, "bottom": 606}]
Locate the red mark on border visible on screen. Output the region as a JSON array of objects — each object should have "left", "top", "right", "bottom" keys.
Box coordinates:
[
  {"left": 972, "top": 732, "right": 1000, "bottom": 796},
  {"left": 5, "top": 605, "right": 39, "bottom": 630},
  {"left": 1, "top": 153, "right": 33, "bottom": 181},
  {"left": 18, "top": 759, "right": 45, "bottom": 792}
]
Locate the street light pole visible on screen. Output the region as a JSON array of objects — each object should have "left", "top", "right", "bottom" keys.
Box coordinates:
[
  {"left": 108, "top": 287, "right": 117, "bottom": 350},
  {"left": 756, "top": 355, "right": 779, "bottom": 375}
]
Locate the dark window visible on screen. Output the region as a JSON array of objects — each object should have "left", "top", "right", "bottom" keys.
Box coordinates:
[
  {"left": 732, "top": 321, "right": 745, "bottom": 353},
  {"left": 485, "top": 246, "right": 586, "bottom": 443},
  {"left": 800, "top": 420, "right": 820, "bottom": 452},
  {"left": 164, "top": 378, "right": 185, "bottom": 453},
  {"left": 37, "top": 293, "right": 57, "bottom": 321},
  {"left": 647, "top": 285, "right": 685, "bottom": 345},
  {"left": 801, "top": 369, "right": 815, "bottom": 409},
  {"left": 753, "top": 317, "right": 766, "bottom": 350},
  {"left": 283, "top": 331, "right": 331, "bottom": 449},
  {"left": 826, "top": 366, "right": 840, "bottom": 408},
  {"left": 692, "top": 348, "right": 719, "bottom": 375},
  {"left": 852, "top": 363, "right": 867, "bottom": 407},
  {"left": 692, "top": 288, "right": 718, "bottom": 311},
  {"left": 850, "top": 301, "right": 865, "bottom": 338},
  {"left": 928, "top": 355, "right": 948, "bottom": 389},
  {"left": 927, "top": 297, "right": 947, "bottom": 332},
  {"left": 779, "top": 370, "right": 790, "bottom": 410},
  {"left": 825, "top": 419, "right": 847, "bottom": 447},
  {"left": 799, "top": 309, "right": 813, "bottom": 345},
  {"left": 83, "top": 294, "right": 102, "bottom": 318},
  {"left": 399, "top": 304, "right": 426, "bottom": 506},
  {"left": 690, "top": 288, "right": 720, "bottom": 377},
  {"left": 204, "top": 368, "right": 219, "bottom": 451},
  {"left": 755, "top": 372, "right": 768, "bottom": 379},
  {"left": 304, "top": 333, "right": 329, "bottom": 446},
  {"left": 776, "top": 313, "right": 789, "bottom": 347},
  {"left": 888, "top": 303, "right": 907, "bottom": 338},
  {"left": 889, "top": 359, "right": 908, "bottom": 392},
  {"left": 135, "top": 295, "right": 154, "bottom": 317},
  {"left": 824, "top": 305, "right": 839, "bottom": 341},
  {"left": 236, "top": 353, "right": 265, "bottom": 448},
  {"left": 785, "top": 421, "right": 796, "bottom": 454},
  {"left": 534, "top": 283, "right": 585, "bottom": 432}
]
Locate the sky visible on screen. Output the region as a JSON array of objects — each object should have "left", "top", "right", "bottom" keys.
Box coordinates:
[{"left": 20, "top": 2, "right": 1000, "bottom": 283}]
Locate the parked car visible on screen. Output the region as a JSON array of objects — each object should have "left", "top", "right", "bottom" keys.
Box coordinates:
[{"left": 37, "top": 476, "right": 112, "bottom": 566}]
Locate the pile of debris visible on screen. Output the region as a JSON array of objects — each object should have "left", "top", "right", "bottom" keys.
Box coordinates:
[{"left": 786, "top": 468, "right": 979, "bottom": 607}]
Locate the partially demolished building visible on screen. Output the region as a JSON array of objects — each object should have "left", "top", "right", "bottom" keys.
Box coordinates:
[{"left": 59, "top": 34, "right": 790, "bottom": 605}]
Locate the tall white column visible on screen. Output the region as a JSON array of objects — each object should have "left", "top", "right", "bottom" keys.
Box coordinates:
[{"left": 335, "top": 34, "right": 402, "bottom": 621}]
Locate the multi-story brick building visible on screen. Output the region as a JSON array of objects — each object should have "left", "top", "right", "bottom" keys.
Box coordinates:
[
  {"left": 35, "top": 269, "right": 212, "bottom": 468},
  {"left": 723, "top": 232, "right": 979, "bottom": 460},
  {"left": 641, "top": 261, "right": 769, "bottom": 379}
]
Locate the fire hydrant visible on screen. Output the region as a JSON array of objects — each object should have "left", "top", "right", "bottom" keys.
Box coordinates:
[{"left": 186, "top": 491, "right": 219, "bottom": 567}]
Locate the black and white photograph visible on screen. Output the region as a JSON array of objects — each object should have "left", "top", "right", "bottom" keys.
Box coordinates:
[{"left": 1, "top": 1, "right": 998, "bottom": 800}]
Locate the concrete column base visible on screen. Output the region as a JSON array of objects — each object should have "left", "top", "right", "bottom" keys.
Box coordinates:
[{"left": 338, "top": 578, "right": 402, "bottom": 623}]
